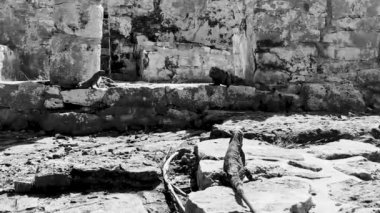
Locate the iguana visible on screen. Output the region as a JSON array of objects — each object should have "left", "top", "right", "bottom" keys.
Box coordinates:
[
  {"left": 76, "top": 70, "right": 116, "bottom": 89},
  {"left": 76, "top": 70, "right": 106, "bottom": 89},
  {"left": 209, "top": 67, "right": 245, "bottom": 88},
  {"left": 223, "top": 130, "right": 257, "bottom": 213}
]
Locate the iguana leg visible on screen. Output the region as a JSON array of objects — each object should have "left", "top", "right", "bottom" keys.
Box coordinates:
[{"left": 244, "top": 167, "right": 254, "bottom": 181}]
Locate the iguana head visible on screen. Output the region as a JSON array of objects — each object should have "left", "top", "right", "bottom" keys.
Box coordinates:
[{"left": 229, "top": 129, "right": 244, "bottom": 147}]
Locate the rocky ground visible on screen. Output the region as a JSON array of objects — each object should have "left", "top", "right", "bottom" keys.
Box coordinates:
[{"left": 0, "top": 112, "right": 380, "bottom": 213}]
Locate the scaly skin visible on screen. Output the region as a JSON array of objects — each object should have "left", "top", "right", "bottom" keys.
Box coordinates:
[
  {"left": 223, "top": 130, "right": 257, "bottom": 213},
  {"left": 209, "top": 67, "right": 246, "bottom": 88}
]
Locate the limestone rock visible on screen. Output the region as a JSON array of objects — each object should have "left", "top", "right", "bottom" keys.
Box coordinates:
[
  {"left": 307, "top": 140, "right": 380, "bottom": 161},
  {"left": 8, "top": 82, "right": 46, "bottom": 111},
  {"left": 50, "top": 0, "right": 103, "bottom": 88},
  {"left": 288, "top": 160, "right": 323, "bottom": 172},
  {"left": 61, "top": 88, "right": 107, "bottom": 107},
  {"left": 301, "top": 83, "right": 366, "bottom": 112},
  {"left": 39, "top": 112, "right": 106, "bottom": 135},
  {"left": 211, "top": 113, "right": 380, "bottom": 144},
  {"left": 34, "top": 160, "right": 73, "bottom": 192},
  {"left": 332, "top": 156, "right": 380, "bottom": 180},
  {"left": 357, "top": 69, "right": 380, "bottom": 92},
  {"left": 329, "top": 179, "right": 380, "bottom": 210},
  {"left": 0, "top": 45, "right": 19, "bottom": 81},
  {"left": 196, "top": 138, "right": 303, "bottom": 161},
  {"left": 186, "top": 177, "right": 314, "bottom": 213},
  {"left": 197, "top": 158, "right": 329, "bottom": 190}
]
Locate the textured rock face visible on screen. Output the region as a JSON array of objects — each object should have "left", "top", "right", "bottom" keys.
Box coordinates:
[
  {"left": 186, "top": 178, "right": 314, "bottom": 213},
  {"left": 0, "top": 0, "right": 55, "bottom": 80},
  {"left": 50, "top": 0, "right": 103, "bottom": 88}
]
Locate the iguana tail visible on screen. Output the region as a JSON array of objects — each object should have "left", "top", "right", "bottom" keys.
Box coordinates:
[{"left": 233, "top": 179, "right": 257, "bottom": 213}]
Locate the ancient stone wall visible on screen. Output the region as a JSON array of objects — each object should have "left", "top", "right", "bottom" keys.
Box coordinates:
[
  {"left": 1, "top": 0, "right": 380, "bottom": 111},
  {"left": 0, "top": 0, "right": 103, "bottom": 85}
]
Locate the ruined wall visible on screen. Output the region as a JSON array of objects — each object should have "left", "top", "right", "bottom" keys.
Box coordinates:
[
  {"left": 0, "top": 0, "right": 55, "bottom": 80},
  {"left": 0, "top": 0, "right": 103, "bottom": 85},
  {"left": 104, "top": 0, "right": 256, "bottom": 82},
  {"left": 1, "top": 0, "right": 380, "bottom": 112}
]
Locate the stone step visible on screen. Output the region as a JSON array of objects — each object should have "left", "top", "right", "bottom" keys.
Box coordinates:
[{"left": 0, "top": 81, "right": 303, "bottom": 135}]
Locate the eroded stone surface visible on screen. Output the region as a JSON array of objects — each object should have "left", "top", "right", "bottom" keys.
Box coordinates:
[
  {"left": 186, "top": 177, "right": 314, "bottom": 213},
  {"left": 332, "top": 156, "right": 380, "bottom": 181},
  {"left": 211, "top": 113, "right": 380, "bottom": 144},
  {"left": 196, "top": 138, "right": 303, "bottom": 161},
  {"left": 0, "top": 193, "right": 148, "bottom": 213},
  {"left": 329, "top": 179, "right": 380, "bottom": 210},
  {"left": 307, "top": 140, "right": 380, "bottom": 161}
]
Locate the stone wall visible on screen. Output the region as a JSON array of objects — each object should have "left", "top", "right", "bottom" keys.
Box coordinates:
[
  {"left": 1, "top": 0, "right": 380, "bottom": 112},
  {"left": 0, "top": 0, "right": 103, "bottom": 85}
]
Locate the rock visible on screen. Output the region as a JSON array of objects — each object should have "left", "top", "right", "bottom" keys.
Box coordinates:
[
  {"left": 61, "top": 88, "right": 107, "bottom": 107},
  {"left": 332, "top": 156, "right": 380, "bottom": 180},
  {"left": 196, "top": 138, "right": 304, "bottom": 161},
  {"left": 34, "top": 160, "right": 73, "bottom": 192},
  {"left": 357, "top": 69, "right": 380, "bottom": 92},
  {"left": 0, "top": 0, "right": 54, "bottom": 80},
  {"left": 0, "top": 192, "right": 148, "bottom": 213},
  {"left": 197, "top": 158, "right": 329, "bottom": 190},
  {"left": 50, "top": 0, "right": 103, "bottom": 88},
  {"left": 211, "top": 113, "right": 380, "bottom": 144},
  {"left": 301, "top": 83, "right": 366, "bottom": 112},
  {"left": 186, "top": 177, "right": 314, "bottom": 213},
  {"left": 329, "top": 179, "right": 380, "bottom": 209},
  {"left": 307, "top": 140, "right": 380, "bottom": 161},
  {"left": 0, "top": 45, "right": 19, "bottom": 81},
  {"left": 8, "top": 82, "right": 46, "bottom": 111},
  {"left": 14, "top": 177, "right": 34, "bottom": 194},
  {"left": 288, "top": 160, "right": 323, "bottom": 172},
  {"left": 197, "top": 160, "right": 224, "bottom": 190},
  {"left": 39, "top": 112, "right": 106, "bottom": 135},
  {"left": 44, "top": 98, "right": 64, "bottom": 109},
  {"left": 71, "top": 155, "right": 161, "bottom": 189},
  {"left": 59, "top": 193, "right": 148, "bottom": 213}
]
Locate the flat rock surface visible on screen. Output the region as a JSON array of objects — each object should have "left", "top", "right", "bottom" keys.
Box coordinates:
[
  {"left": 307, "top": 140, "right": 380, "bottom": 161},
  {"left": 0, "top": 130, "right": 205, "bottom": 212},
  {"left": 329, "top": 179, "right": 380, "bottom": 210},
  {"left": 332, "top": 156, "right": 380, "bottom": 180},
  {"left": 186, "top": 177, "right": 314, "bottom": 213},
  {"left": 196, "top": 138, "right": 304, "bottom": 161},
  {"left": 211, "top": 113, "right": 380, "bottom": 144},
  {"left": 0, "top": 192, "right": 147, "bottom": 213}
]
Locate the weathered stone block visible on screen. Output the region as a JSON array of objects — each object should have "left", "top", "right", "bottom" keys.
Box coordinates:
[
  {"left": 160, "top": 0, "right": 246, "bottom": 50},
  {"left": 50, "top": 0, "right": 103, "bottom": 88},
  {"left": 0, "top": 45, "right": 20, "bottom": 81},
  {"left": 61, "top": 88, "right": 107, "bottom": 107},
  {"left": 301, "top": 83, "right": 366, "bottom": 112},
  {"left": 142, "top": 45, "right": 235, "bottom": 83},
  {"left": 254, "top": 0, "right": 326, "bottom": 45},
  {"left": 39, "top": 112, "right": 105, "bottom": 135},
  {"left": 332, "top": 0, "right": 380, "bottom": 19}
]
